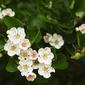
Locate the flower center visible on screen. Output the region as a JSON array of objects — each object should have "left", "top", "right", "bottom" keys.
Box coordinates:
[
  {"left": 45, "top": 36, "right": 49, "bottom": 40},
  {"left": 54, "top": 40, "right": 59, "bottom": 44},
  {"left": 27, "top": 75, "right": 34, "bottom": 81},
  {"left": 20, "top": 52, "right": 28, "bottom": 58},
  {"left": 14, "top": 33, "right": 20, "bottom": 39},
  {"left": 43, "top": 67, "right": 49, "bottom": 72},
  {"left": 21, "top": 42, "right": 28, "bottom": 47},
  {"left": 43, "top": 54, "right": 48, "bottom": 59},
  {"left": 31, "top": 51, "right": 37, "bottom": 57},
  {"left": 23, "top": 65, "right": 29, "bottom": 70},
  {"left": 11, "top": 45, "right": 17, "bottom": 51}
]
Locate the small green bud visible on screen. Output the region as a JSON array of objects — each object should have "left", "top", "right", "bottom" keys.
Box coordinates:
[{"left": 71, "top": 52, "right": 82, "bottom": 60}]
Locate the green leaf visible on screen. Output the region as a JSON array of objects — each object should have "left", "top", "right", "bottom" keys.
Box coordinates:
[
  {"left": 27, "top": 28, "right": 42, "bottom": 44},
  {"left": 3, "top": 16, "right": 24, "bottom": 29},
  {"left": 74, "top": 0, "right": 85, "bottom": 18},
  {"left": 51, "top": 47, "right": 57, "bottom": 61},
  {"left": 74, "top": 0, "right": 85, "bottom": 12},
  {"left": 4, "top": 0, "right": 12, "bottom": 5},
  {"left": 65, "top": 45, "right": 75, "bottom": 55},
  {"left": 46, "top": 16, "right": 76, "bottom": 34},
  {"left": 0, "top": 39, "right": 5, "bottom": 52},
  {"left": 6, "top": 58, "right": 17, "bottom": 72},
  {"left": 63, "top": 0, "right": 70, "bottom": 12},
  {"left": 77, "top": 32, "right": 85, "bottom": 47},
  {"left": 53, "top": 54, "right": 69, "bottom": 70},
  {"left": 70, "top": 0, "right": 75, "bottom": 9},
  {"left": 64, "top": 31, "right": 76, "bottom": 44},
  {"left": 30, "top": 14, "right": 46, "bottom": 28}
]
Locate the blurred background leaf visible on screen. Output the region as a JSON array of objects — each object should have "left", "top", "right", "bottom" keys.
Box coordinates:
[
  {"left": 53, "top": 54, "right": 69, "bottom": 70},
  {"left": 0, "top": 0, "right": 85, "bottom": 85},
  {"left": 6, "top": 57, "right": 17, "bottom": 72},
  {"left": 3, "top": 16, "right": 24, "bottom": 29}
]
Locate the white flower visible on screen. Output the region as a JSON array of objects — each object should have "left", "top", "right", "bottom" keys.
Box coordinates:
[
  {"left": 49, "top": 33, "right": 64, "bottom": 49},
  {"left": 19, "top": 48, "right": 38, "bottom": 60},
  {"left": 4, "top": 40, "right": 20, "bottom": 56},
  {"left": 43, "top": 33, "right": 52, "bottom": 43},
  {"left": 38, "top": 47, "right": 54, "bottom": 65},
  {"left": 26, "top": 72, "right": 36, "bottom": 81},
  {"left": 17, "top": 64, "right": 33, "bottom": 76},
  {"left": 2, "top": 8, "right": 15, "bottom": 17},
  {"left": 76, "top": 24, "right": 85, "bottom": 34},
  {"left": 38, "top": 64, "right": 55, "bottom": 78},
  {"left": 19, "top": 59, "right": 33, "bottom": 66},
  {"left": 0, "top": 8, "right": 15, "bottom": 19},
  {"left": 28, "top": 48, "right": 38, "bottom": 60},
  {"left": 19, "top": 39, "right": 31, "bottom": 50},
  {"left": 7, "top": 27, "right": 26, "bottom": 44},
  {"left": 18, "top": 50, "right": 30, "bottom": 60}
]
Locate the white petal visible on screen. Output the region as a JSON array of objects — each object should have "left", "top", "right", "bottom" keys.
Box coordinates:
[
  {"left": 7, "top": 27, "right": 17, "bottom": 34},
  {"left": 43, "top": 73, "right": 51, "bottom": 78},
  {"left": 7, "top": 51, "right": 15, "bottom": 56},
  {"left": 38, "top": 69, "right": 44, "bottom": 76}
]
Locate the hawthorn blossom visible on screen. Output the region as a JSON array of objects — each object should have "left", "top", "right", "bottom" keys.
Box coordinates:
[
  {"left": 2, "top": 8, "right": 15, "bottom": 17},
  {"left": 26, "top": 72, "right": 37, "bottom": 81},
  {"left": 19, "top": 39, "right": 31, "bottom": 50},
  {"left": 43, "top": 33, "right": 52, "bottom": 43},
  {"left": 17, "top": 64, "right": 33, "bottom": 76},
  {"left": 49, "top": 33, "right": 64, "bottom": 49},
  {"left": 76, "top": 24, "right": 85, "bottom": 34},
  {"left": 28, "top": 48, "right": 38, "bottom": 60},
  {"left": 4, "top": 40, "right": 20, "bottom": 56},
  {"left": 7, "top": 27, "right": 26, "bottom": 44},
  {"left": 4, "top": 26, "right": 56, "bottom": 81},
  {"left": 18, "top": 50, "right": 30, "bottom": 60},
  {"left": 38, "top": 64, "right": 55, "bottom": 78},
  {"left": 38, "top": 47, "right": 54, "bottom": 65}
]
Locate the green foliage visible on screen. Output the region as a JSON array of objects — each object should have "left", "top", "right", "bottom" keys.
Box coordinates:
[
  {"left": 27, "top": 28, "right": 42, "bottom": 44},
  {"left": 30, "top": 14, "right": 46, "bottom": 28},
  {"left": 0, "top": 38, "right": 5, "bottom": 52},
  {"left": 0, "top": 0, "right": 85, "bottom": 85},
  {"left": 77, "top": 32, "right": 85, "bottom": 47},
  {"left": 6, "top": 57, "right": 17, "bottom": 72},
  {"left": 3, "top": 16, "right": 24, "bottom": 29},
  {"left": 53, "top": 54, "right": 69, "bottom": 70}
]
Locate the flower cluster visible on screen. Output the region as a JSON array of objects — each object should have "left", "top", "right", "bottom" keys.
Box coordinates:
[
  {"left": 76, "top": 24, "right": 85, "bottom": 34},
  {"left": 4, "top": 27, "right": 55, "bottom": 81},
  {"left": 4, "top": 27, "right": 29, "bottom": 56},
  {"left": 18, "top": 47, "right": 55, "bottom": 81},
  {"left": 43, "top": 33, "right": 64, "bottom": 49},
  {"left": 0, "top": 8, "right": 15, "bottom": 19}
]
